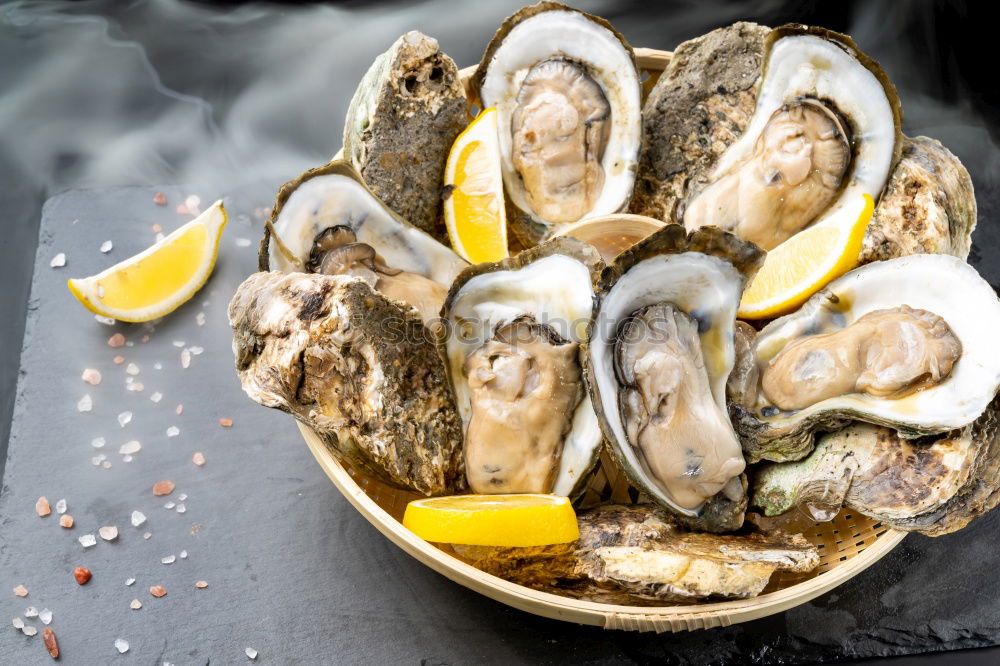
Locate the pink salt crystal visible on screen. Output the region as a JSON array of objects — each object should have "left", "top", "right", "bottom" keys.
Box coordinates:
[
  {"left": 35, "top": 497, "right": 51, "bottom": 517},
  {"left": 108, "top": 333, "right": 126, "bottom": 348},
  {"left": 152, "top": 223, "right": 162, "bottom": 233},
  {"left": 13, "top": 585, "right": 28, "bottom": 597},
  {"left": 192, "top": 452, "right": 206, "bottom": 467},
  {"left": 81, "top": 368, "right": 102, "bottom": 385},
  {"left": 175, "top": 404, "right": 184, "bottom": 415},
  {"left": 113, "top": 355, "right": 125, "bottom": 365},
  {"left": 141, "top": 335, "right": 150, "bottom": 343},
  {"left": 175, "top": 204, "right": 190, "bottom": 215},
  {"left": 153, "top": 192, "right": 167, "bottom": 206}
]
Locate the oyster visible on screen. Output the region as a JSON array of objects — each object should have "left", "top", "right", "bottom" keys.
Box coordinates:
[
  {"left": 441, "top": 236, "right": 603, "bottom": 497},
  {"left": 229, "top": 271, "right": 464, "bottom": 495},
  {"left": 472, "top": 2, "right": 642, "bottom": 246},
  {"left": 753, "top": 396, "right": 1000, "bottom": 536},
  {"left": 454, "top": 504, "right": 819, "bottom": 604},
  {"left": 860, "top": 136, "right": 976, "bottom": 264},
  {"left": 259, "top": 159, "right": 468, "bottom": 326},
  {"left": 586, "top": 225, "right": 765, "bottom": 532},
  {"left": 343, "top": 31, "right": 468, "bottom": 242},
  {"left": 731, "top": 254, "right": 1000, "bottom": 463},
  {"left": 635, "top": 23, "right": 973, "bottom": 261}
]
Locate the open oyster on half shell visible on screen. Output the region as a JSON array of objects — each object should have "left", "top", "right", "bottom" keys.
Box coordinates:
[
  {"left": 471, "top": 2, "right": 642, "bottom": 247},
  {"left": 259, "top": 159, "right": 468, "bottom": 327},
  {"left": 586, "top": 225, "right": 765, "bottom": 532},
  {"left": 730, "top": 254, "right": 1000, "bottom": 463},
  {"left": 441, "top": 236, "right": 603, "bottom": 498},
  {"left": 634, "top": 22, "right": 974, "bottom": 263}
]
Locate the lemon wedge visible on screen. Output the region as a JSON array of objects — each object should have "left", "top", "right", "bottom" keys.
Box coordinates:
[
  {"left": 68, "top": 201, "right": 227, "bottom": 322},
  {"left": 402, "top": 494, "right": 579, "bottom": 547},
  {"left": 443, "top": 108, "right": 508, "bottom": 264},
  {"left": 738, "top": 193, "right": 874, "bottom": 320}
]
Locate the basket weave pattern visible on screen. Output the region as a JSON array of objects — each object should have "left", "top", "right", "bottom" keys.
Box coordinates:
[{"left": 299, "top": 48, "right": 906, "bottom": 632}]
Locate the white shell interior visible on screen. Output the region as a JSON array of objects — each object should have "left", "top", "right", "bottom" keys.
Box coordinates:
[
  {"left": 445, "top": 254, "right": 600, "bottom": 496},
  {"left": 589, "top": 252, "right": 744, "bottom": 514},
  {"left": 479, "top": 9, "right": 641, "bottom": 229},
  {"left": 753, "top": 254, "right": 1000, "bottom": 432},
  {"left": 707, "top": 34, "right": 896, "bottom": 233},
  {"left": 269, "top": 173, "right": 468, "bottom": 286}
]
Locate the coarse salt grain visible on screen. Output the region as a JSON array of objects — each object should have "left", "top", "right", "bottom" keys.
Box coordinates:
[
  {"left": 144, "top": 532, "right": 152, "bottom": 540},
  {"left": 36, "top": 496, "right": 51, "bottom": 517},
  {"left": 115, "top": 638, "right": 130, "bottom": 654},
  {"left": 113, "top": 355, "right": 125, "bottom": 364},
  {"left": 79, "top": 534, "right": 97, "bottom": 548},
  {"left": 179, "top": 550, "right": 187, "bottom": 559},
  {"left": 130, "top": 599, "right": 142, "bottom": 610},
  {"left": 92, "top": 454, "right": 106, "bottom": 466},
  {"left": 13, "top": 617, "right": 24, "bottom": 629},
  {"left": 154, "top": 361, "right": 163, "bottom": 370},
  {"left": 181, "top": 349, "right": 192, "bottom": 368},
  {"left": 175, "top": 504, "right": 186, "bottom": 514},
  {"left": 55, "top": 498, "right": 67, "bottom": 514},
  {"left": 122, "top": 455, "right": 133, "bottom": 463},
  {"left": 22, "top": 625, "right": 38, "bottom": 637},
  {"left": 185, "top": 194, "right": 201, "bottom": 212},
  {"left": 39, "top": 609, "right": 52, "bottom": 625},
  {"left": 131, "top": 511, "right": 147, "bottom": 527},
  {"left": 175, "top": 404, "right": 184, "bottom": 415},
  {"left": 161, "top": 555, "right": 175, "bottom": 565},
  {"left": 246, "top": 647, "right": 258, "bottom": 660},
  {"left": 126, "top": 363, "right": 140, "bottom": 375},
  {"left": 166, "top": 426, "right": 180, "bottom": 437},
  {"left": 82, "top": 368, "right": 102, "bottom": 385},
  {"left": 91, "top": 436, "right": 105, "bottom": 448},
  {"left": 118, "top": 411, "right": 132, "bottom": 427},
  {"left": 60, "top": 514, "right": 74, "bottom": 528},
  {"left": 188, "top": 346, "right": 204, "bottom": 355},
  {"left": 156, "top": 232, "right": 166, "bottom": 242},
  {"left": 108, "top": 333, "right": 126, "bottom": 348},
  {"left": 126, "top": 578, "right": 135, "bottom": 586},
  {"left": 120, "top": 440, "right": 141, "bottom": 455},
  {"left": 25, "top": 607, "right": 38, "bottom": 617},
  {"left": 178, "top": 493, "right": 188, "bottom": 501},
  {"left": 99, "top": 525, "right": 119, "bottom": 541},
  {"left": 164, "top": 502, "right": 176, "bottom": 510},
  {"left": 172, "top": 340, "right": 185, "bottom": 348},
  {"left": 13, "top": 585, "right": 28, "bottom": 597},
  {"left": 77, "top": 394, "right": 93, "bottom": 412},
  {"left": 50, "top": 253, "right": 66, "bottom": 268},
  {"left": 100, "top": 240, "right": 113, "bottom": 253},
  {"left": 102, "top": 460, "right": 112, "bottom": 469},
  {"left": 150, "top": 391, "right": 163, "bottom": 403},
  {"left": 196, "top": 312, "right": 206, "bottom": 326},
  {"left": 192, "top": 452, "right": 206, "bottom": 466},
  {"left": 235, "top": 237, "right": 251, "bottom": 247},
  {"left": 126, "top": 382, "right": 144, "bottom": 393}
]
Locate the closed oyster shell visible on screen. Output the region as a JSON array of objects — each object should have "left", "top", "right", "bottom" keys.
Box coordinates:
[
  {"left": 752, "top": 396, "right": 1000, "bottom": 536},
  {"left": 860, "top": 136, "right": 976, "bottom": 264},
  {"left": 229, "top": 271, "right": 464, "bottom": 495},
  {"left": 454, "top": 504, "right": 819, "bottom": 604},
  {"left": 343, "top": 31, "right": 468, "bottom": 242}
]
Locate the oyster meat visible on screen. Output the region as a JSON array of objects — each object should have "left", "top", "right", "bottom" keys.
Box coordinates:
[
  {"left": 343, "top": 31, "right": 468, "bottom": 242},
  {"left": 441, "top": 236, "right": 603, "bottom": 497},
  {"left": 634, "top": 22, "right": 974, "bottom": 263},
  {"left": 731, "top": 254, "right": 1000, "bottom": 463},
  {"left": 586, "top": 225, "right": 765, "bottom": 532},
  {"left": 454, "top": 504, "right": 819, "bottom": 604},
  {"left": 229, "top": 271, "right": 464, "bottom": 495},
  {"left": 472, "top": 2, "right": 642, "bottom": 246},
  {"left": 753, "top": 396, "right": 1000, "bottom": 536},
  {"left": 260, "top": 160, "right": 468, "bottom": 326}
]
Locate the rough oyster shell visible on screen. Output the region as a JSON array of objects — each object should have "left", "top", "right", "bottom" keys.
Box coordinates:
[
  {"left": 454, "top": 504, "right": 818, "bottom": 604},
  {"left": 440, "top": 236, "right": 603, "bottom": 498},
  {"left": 752, "top": 396, "right": 1000, "bottom": 536},
  {"left": 471, "top": 2, "right": 641, "bottom": 246},
  {"left": 586, "top": 225, "right": 765, "bottom": 532},
  {"left": 731, "top": 254, "right": 1000, "bottom": 463},
  {"left": 343, "top": 31, "right": 468, "bottom": 242},
  {"left": 229, "top": 271, "right": 464, "bottom": 495}
]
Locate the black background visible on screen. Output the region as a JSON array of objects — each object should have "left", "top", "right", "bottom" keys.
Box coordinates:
[{"left": 2, "top": 1, "right": 1000, "bottom": 664}]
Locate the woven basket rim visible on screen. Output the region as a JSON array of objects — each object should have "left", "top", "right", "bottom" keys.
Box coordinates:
[{"left": 299, "top": 45, "right": 908, "bottom": 632}]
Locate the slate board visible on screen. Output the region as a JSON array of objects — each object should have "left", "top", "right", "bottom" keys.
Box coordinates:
[{"left": 3, "top": 187, "right": 1000, "bottom": 665}]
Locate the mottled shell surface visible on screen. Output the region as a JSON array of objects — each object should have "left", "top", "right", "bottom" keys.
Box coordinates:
[
  {"left": 229, "top": 271, "right": 465, "bottom": 496},
  {"left": 343, "top": 31, "right": 468, "bottom": 242}
]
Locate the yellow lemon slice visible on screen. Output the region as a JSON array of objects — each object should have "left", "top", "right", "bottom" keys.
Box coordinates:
[
  {"left": 738, "top": 193, "right": 874, "bottom": 320},
  {"left": 68, "top": 201, "right": 227, "bottom": 322},
  {"left": 402, "top": 494, "right": 579, "bottom": 547},
  {"left": 443, "top": 108, "right": 507, "bottom": 264}
]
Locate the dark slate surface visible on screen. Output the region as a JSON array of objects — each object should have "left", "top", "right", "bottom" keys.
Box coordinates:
[{"left": 2, "top": 188, "right": 1000, "bottom": 665}]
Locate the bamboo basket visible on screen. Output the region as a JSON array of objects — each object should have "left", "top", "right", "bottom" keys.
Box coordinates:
[{"left": 300, "top": 47, "right": 907, "bottom": 632}]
